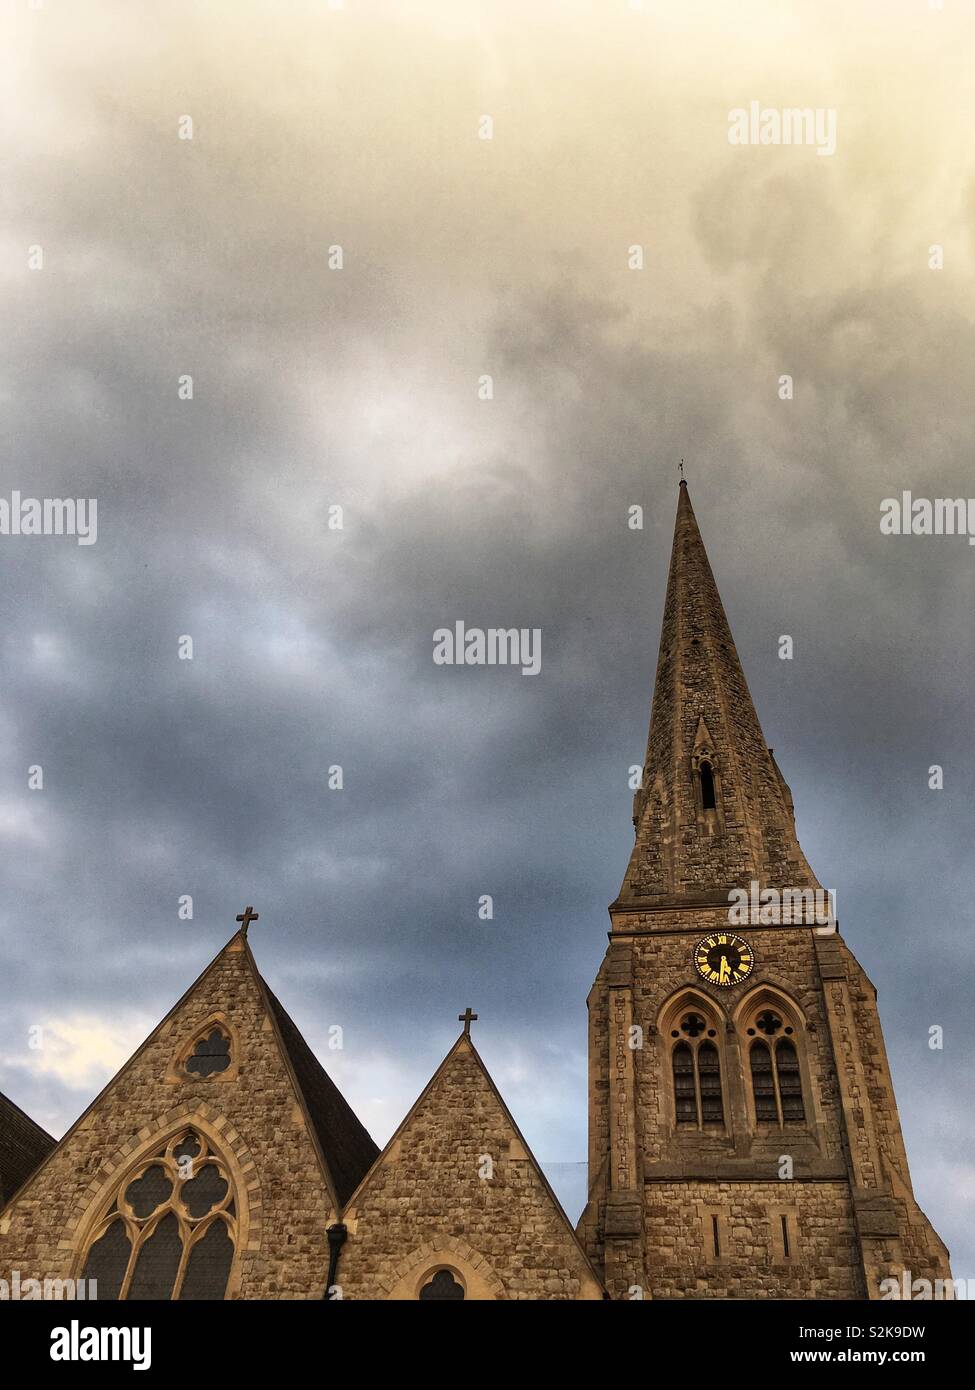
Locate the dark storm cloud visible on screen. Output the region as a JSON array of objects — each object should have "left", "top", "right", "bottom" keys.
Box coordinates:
[{"left": 1, "top": 0, "right": 971, "bottom": 1268}]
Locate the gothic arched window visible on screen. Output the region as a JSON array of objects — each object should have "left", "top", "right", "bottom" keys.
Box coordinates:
[
  {"left": 697, "top": 1041, "right": 723, "bottom": 1123},
  {"left": 745, "top": 1024, "right": 807, "bottom": 1127},
  {"left": 775, "top": 1039, "right": 805, "bottom": 1121},
  {"left": 418, "top": 1268, "right": 465, "bottom": 1300},
  {"left": 672, "top": 1042, "right": 697, "bottom": 1124},
  {"left": 749, "top": 1041, "right": 778, "bottom": 1122},
  {"left": 166, "top": 1016, "right": 240, "bottom": 1085},
  {"left": 80, "top": 1130, "right": 237, "bottom": 1300},
  {"left": 668, "top": 1010, "right": 725, "bottom": 1128},
  {"left": 699, "top": 761, "right": 717, "bottom": 810},
  {"left": 185, "top": 1029, "right": 232, "bottom": 1078}
]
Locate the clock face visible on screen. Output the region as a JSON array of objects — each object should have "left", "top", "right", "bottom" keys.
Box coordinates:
[{"left": 694, "top": 933, "right": 754, "bottom": 988}]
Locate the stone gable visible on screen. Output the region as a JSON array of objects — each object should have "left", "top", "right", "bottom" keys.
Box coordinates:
[
  {"left": 339, "top": 1035, "right": 604, "bottom": 1300},
  {"left": 0, "top": 933, "right": 355, "bottom": 1299}
]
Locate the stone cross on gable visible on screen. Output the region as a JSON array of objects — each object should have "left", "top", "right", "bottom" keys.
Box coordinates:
[
  {"left": 236, "top": 905, "right": 259, "bottom": 934},
  {"left": 458, "top": 1007, "right": 478, "bottom": 1035}
]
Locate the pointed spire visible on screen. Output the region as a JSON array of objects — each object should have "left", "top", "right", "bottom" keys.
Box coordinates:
[{"left": 616, "top": 482, "right": 818, "bottom": 909}]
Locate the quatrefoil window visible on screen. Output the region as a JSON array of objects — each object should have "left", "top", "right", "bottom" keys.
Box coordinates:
[
  {"left": 174, "top": 1135, "right": 201, "bottom": 1163},
  {"left": 419, "top": 1268, "right": 465, "bottom": 1301},
  {"left": 125, "top": 1166, "right": 173, "bottom": 1219},
  {"left": 756, "top": 1010, "right": 782, "bottom": 1035},
  {"left": 182, "top": 1163, "right": 229, "bottom": 1218},
  {"left": 680, "top": 1013, "right": 707, "bottom": 1038},
  {"left": 185, "top": 1029, "right": 232, "bottom": 1077}
]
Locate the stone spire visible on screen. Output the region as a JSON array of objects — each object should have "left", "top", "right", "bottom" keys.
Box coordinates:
[{"left": 615, "top": 480, "right": 819, "bottom": 909}]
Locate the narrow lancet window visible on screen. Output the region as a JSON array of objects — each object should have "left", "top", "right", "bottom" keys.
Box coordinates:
[
  {"left": 671, "top": 1026, "right": 724, "bottom": 1128},
  {"left": 697, "top": 1042, "right": 724, "bottom": 1124},
  {"left": 700, "top": 761, "right": 716, "bottom": 810},
  {"left": 672, "top": 1042, "right": 697, "bottom": 1124},
  {"left": 776, "top": 1039, "right": 805, "bottom": 1121},
  {"left": 750, "top": 1041, "right": 778, "bottom": 1122}
]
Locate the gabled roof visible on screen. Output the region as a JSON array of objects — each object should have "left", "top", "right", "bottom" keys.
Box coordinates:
[
  {"left": 0, "top": 1088, "right": 56, "bottom": 1206},
  {"left": 0, "top": 924, "right": 378, "bottom": 1220},
  {"left": 258, "top": 979, "right": 379, "bottom": 1206},
  {"left": 344, "top": 1028, "right": 606, "bottom": 1297}
]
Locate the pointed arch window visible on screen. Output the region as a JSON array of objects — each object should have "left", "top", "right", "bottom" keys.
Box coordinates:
[
  {"left": 776, "top": 1039, "right": 804, "bottom": 1121},
  {"left": 186, "top": 1029, "right": 232, "bottom": 1077},
  {"left": 672, "top": 1042, "right": 698, "bottom": 1124},
  {"left": 745, "top": 1006, "right": 806, "bottom": 1134},
  {"left": 697, "top": 1041, "right": 723, "bottom": 1122},
  {"left": 749, "top": 1041, "right": 778, "bottom": 1122},
  {"left": 668, "top": 1010, "right": 725, "bottom": 1128},
  {"left": 166, "top": 1014, "right": 240, "bottom": 1084},
  {"left": 80, "top": 1130, "right": 237, "bottom": 1300},
  {"left": 691, "top": 718, "right": 721, "bottom": 824},
  {"left": 419, "top": 1268, "right": 465, "bottom": 1300},
  {"left": 699, "top": 760, "right": 716, "bottom": 810}
]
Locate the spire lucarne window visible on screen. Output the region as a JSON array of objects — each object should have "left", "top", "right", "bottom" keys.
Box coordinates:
[
  {"left": 699, "top": 760, "right": 716, "bottom": 810},
  {"left": 80, "top": 1130, "right": 236, "bottom": 1300}
]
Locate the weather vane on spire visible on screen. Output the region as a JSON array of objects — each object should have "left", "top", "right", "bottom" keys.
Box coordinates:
[{"left": 679, "top": 457, "right": 685, "bottom": 479}]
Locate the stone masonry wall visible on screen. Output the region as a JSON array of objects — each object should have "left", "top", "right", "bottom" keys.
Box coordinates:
[
  {"left": 0, "top": 937, "right": 338, "bottom": 1299},
  {"left": 584, "top": 908, "right": 951, "bottom": 1296},
  {"left": 629, "top": 919, "right": 849, "bottom": 1169},
  {"left": 645, "top": 1179, "right": 862, "bottom": 1298},
  {"left": 340, "top": 1038, "right": 602, "bottom": 1300},
  {"left": 583, "top": 906, "right": 872, "bottom": 1296},
  {"left": 842, "top": 945, "right": 951, "bottom": 1285}
]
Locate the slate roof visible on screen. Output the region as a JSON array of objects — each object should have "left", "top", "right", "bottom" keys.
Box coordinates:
[
  {"left": 260, "top": 980, "right": 380, "bottom": 1207},
  {"left": 0, "top": 936, "right": 379, "bottom": 1219},
  {"left": 0, "top": 1089, "right": 56, "bottom": 1206}
]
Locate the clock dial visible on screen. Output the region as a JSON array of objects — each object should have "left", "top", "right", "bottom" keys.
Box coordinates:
[{"left": 694, "top": 933, "right": 754, "bottom": 988}]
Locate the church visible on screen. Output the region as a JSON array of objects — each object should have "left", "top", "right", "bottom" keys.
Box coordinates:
[{"left": 0, "top": 482, "right": 951, "bottom": 1300}]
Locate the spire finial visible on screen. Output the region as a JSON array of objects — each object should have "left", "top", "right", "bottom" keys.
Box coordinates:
[{"left": 679, "top": 457, "right": 687, "bottom": 487}]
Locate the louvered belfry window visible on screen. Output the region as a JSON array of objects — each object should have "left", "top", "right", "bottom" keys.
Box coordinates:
[
  {"left": 697, "top": 1041, "right": 723, "bottom": 1123},
  {"left": 671, "top": 1013, "right": 725, "bottom": 1128},
  {"left": 81, "top": 1130, "right": 236, "bottom": 1300},
  {"left": 775, "top": 1039, "right": 805, "bottom": 1121},
  {"left": 750, "top": 1041, "right": 778, "bottom": 1121},
  {"left": 750, "top": 1039, "right": 806, "bottom": 1125},
  {"left": 672, "top": 1042, "right": 698, "bottom": 1124}
]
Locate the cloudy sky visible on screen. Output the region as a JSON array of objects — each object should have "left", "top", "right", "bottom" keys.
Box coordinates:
[{"left": 1, "top": 0, "right": 972, "bottom": 1279}]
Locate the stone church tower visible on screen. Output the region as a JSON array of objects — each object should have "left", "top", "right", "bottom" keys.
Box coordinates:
[
  {"left": 0, "top": 481, "right": 952, "bottom": 1301},
  {"left": 578, "top": 480, "right": 951, "bottom": 1299}
]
